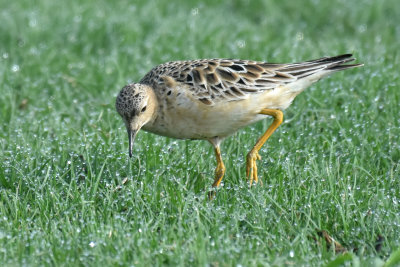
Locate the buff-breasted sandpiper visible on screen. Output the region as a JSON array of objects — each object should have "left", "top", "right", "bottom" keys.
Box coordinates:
[{"left": 116, "top": 54, "right": 362, "bottom": 190}]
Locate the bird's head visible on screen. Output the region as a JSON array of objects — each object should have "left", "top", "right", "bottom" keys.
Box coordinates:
[{"left": 116, "top": 83, "right": 157, "bottom": 157}]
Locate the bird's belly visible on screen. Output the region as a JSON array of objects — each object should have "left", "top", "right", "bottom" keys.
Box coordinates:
[
  {"left": 143, "top": 110, "right": 263, "bottom": 140},
  {"left": 143, "top": 88, "right": 296, "bottom": 140},
  {"left": 143, "top": 99, "right": 264, "bottom": 140}
]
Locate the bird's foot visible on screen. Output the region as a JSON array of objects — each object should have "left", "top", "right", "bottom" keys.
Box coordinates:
[
  {"left": 212, "top": 162, "right": 226, "bottom": 188},
  {"left": 208, "top": 162, "right": 226, "bottom": 200},
  {"left": 207, "top": 190, "right": 216, "bottom": 200},
  {"left": 246, "top": 150, "right": 263, "bottom": 186}
]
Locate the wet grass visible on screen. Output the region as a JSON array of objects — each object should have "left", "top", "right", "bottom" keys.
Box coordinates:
[{"left": 1, "top": 0, "right": 399, "bottom": 266}]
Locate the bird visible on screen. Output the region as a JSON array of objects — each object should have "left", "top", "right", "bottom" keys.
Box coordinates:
[{"left": 116, "top": 54, "right": 362, "bottom": 189}]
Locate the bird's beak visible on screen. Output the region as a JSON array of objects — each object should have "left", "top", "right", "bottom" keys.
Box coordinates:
[{"left": 127, "top": 128, "right": 138, "bottom": 158}]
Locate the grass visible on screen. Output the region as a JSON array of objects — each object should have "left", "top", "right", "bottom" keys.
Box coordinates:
[{"left": 0, "top": 0, "right": 399, "bottom": 266}]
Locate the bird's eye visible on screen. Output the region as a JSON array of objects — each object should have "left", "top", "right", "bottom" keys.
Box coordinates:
[{"left": 141, "top": 106, "right": 147, "bottom": 113}]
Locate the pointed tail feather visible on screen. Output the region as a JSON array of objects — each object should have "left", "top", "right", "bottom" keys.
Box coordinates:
[
  {"left": 327, "top": 63, "right": 364, "bottom": 71},
  {"left": 279, "top": 54, "right": 363, "bottom": 79}
]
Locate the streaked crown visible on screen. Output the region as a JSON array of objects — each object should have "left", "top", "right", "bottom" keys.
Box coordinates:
[{"left": 116, "top": 83, "right": 147, "bottom": 119}]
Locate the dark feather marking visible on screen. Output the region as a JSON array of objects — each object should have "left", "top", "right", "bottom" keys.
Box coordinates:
[
  {"left": 206, "top": 73, "right": 218, "bottom": 84},
  {"left": 310, "top": 54, "right": 353, "bottom": 63},
  {"left": 211, "top": 85, "right": 220, "bottom": 93},
  {"left": 199, "top": 98, "right": 213, "bottom": 105},
  {"left": 224, "top": 91, "right": 235, "bottom": 97},
  {"left": 327, "top": 63, "right": 363, "bottom": 71},
  {"left": 279, "top": 64, "right": 322, "bottom": 72},
  {"left": 241, "top": 88, "right": 258, "bottom": 93},
  {"left": 217, "top": 68, "right": 238, "bottom": 81},
  {"left": 192, "top": 69, "right": 203, "bottom": 83},
  {"left": 237, "top": 78, "right": 246, "bottom": 85},
  {"left": 256, "top": 79, "right": 278, "bottom": 86},
  {"left": 241, "top": 71, "right": 259, "bottom": 79},
  {"left": 228, "top": 64, "right": 245, "bottom": 72},
  {"left": 245, "top": 64, "right": 264, "bottom": 73},
  {"left": 289, "top": 69, "right": 318, "bottom": 77},
  {"left": 297, "top": 72, "right": 317, "bottom": 79},
  {"left": 242, "top": 77, "right": 254, "bottom": 84},
  {"left": 259, "top": 63, "right": 284, "bottom": 68},
  {"left": 230, "top": 86, "right": 244, "bottom": 96}
]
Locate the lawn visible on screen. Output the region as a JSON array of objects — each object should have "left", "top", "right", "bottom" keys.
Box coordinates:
[{"left": 0, "top": 0, "right": 399, "bottom": 266}]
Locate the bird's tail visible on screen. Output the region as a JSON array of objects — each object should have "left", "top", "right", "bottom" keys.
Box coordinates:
[
  {"left": 305, "top": 54, "right": 364, "bottom": 72},
  {"left": 277, "top": 54, "right": 363, "bottom": 80},
  {"left": 277, "top": 54, "right": 363, "bottom": 95}
]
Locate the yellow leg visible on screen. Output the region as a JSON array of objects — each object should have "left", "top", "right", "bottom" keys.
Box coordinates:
[
  {"left": 246, "top": 109, "right": 283, "bottom": 186},
  {"left": 212, "top": 144, "right": 226, "bottom": 187},
  {"left": 207, "top": 141, "right": 226, "bottom": 200}
]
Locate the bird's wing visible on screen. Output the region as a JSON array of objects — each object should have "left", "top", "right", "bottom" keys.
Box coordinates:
[{"left": 140, "top": 54, "right": 360, "bottom": 105}]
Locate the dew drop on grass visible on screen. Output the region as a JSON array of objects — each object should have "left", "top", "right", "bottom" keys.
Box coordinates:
[
  {"left": 296, "top": 32, "right": 304, "bottom": 41},
  {"left": 29, "top": 19, "right": 37, "bottom": 27},
  {"left": 236, "top": 40, "right": 246, "bottom": 48},
  {"left": 289, "top": 250, "right": 294, "bottom": 257},
  {"left": 89, "top": 241, "right": 95, "bottom": 248},
  {"left": 11, "top": 64, "right": 20, "bottom": 72}
]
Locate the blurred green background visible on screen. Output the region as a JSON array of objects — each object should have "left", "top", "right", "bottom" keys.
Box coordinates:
[{"left": 1, "top": 0, "right": 399, "bottom": 266}]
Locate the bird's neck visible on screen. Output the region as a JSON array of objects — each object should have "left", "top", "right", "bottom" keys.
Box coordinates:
[{"left": 145, "top": 85, "right": 159, "bottom": 125}]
